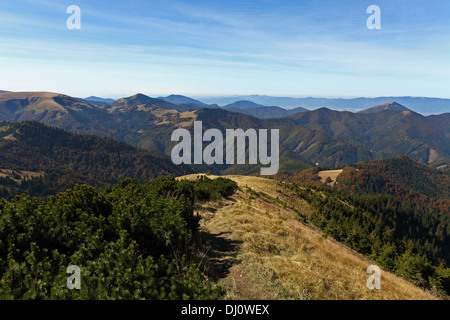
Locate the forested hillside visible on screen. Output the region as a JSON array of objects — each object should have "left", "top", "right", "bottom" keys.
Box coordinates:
[
  {"left": 339, "top": 156, "right": 450, "bottom": 209},
  {"left": 1, "top": 92, "right": 448, "bottom": 169},
  {"left": 274, "top": 156, "right": 450, "bottom": 296},
  {"left": 288, "top": 108, "right": 450, "bottom": 164},
  {"left": 292, "top": 184, "right": 450, "bottom": 295},
  {"left": 181, "top": 174, "right": 445, "bottom": 299},
  {"left": 277, "top": 155, "right": 450, "bottom": 214},
  {"left": 0, "top": 121, "right": 192, "bottom": 199}
]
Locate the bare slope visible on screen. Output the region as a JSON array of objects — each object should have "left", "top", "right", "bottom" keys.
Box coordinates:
[
  {"left": 318, "top": 169, "right": 343, "bottom": 186},
  {"left": 0, "top": 121, "right": 193, "bottom": 199},
  {"left": 180, "top": 174, "right": 436, "bottom": 300}
]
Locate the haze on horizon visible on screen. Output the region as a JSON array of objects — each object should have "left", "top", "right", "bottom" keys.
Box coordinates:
[{"left": 0, "top": 0, "right": 449, "bottom": 99}]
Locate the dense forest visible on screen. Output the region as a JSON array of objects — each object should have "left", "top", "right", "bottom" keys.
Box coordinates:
[
  {"left": 340, "top": 156, "right": 450, "bottom": 208},
  {"left": 288, "top": 183, "right": 450, "bottom": 296},
  {"left": 277, "top": 155, "right": 450, "bottom": 215},
  {"left": 0, "top": 121, "right": 193, "bottom": 199},
  {"left": 0, "top": 176, "right": 237, "bottom": 299},
  {"left": 279, "top": 156, "right": 450, "bottom": 296}
]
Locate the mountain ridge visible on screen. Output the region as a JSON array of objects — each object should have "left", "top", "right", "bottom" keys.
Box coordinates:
[
  {"left": 81, "top": 96, "right": 115, "bottom": 105},
  {"left": 358, "top": 101, "right": 410, "bottom": 114},
  {"left": 0, "top": 91, "right": 448, "bottom": 167},
  {"left": 198, "top": 95, "right": 450, "bottom": 115},
  {"left": 182, "top": 174, "right": 444, "bottom": 299},
  {"left": 159, "top": 94, "right": 210, "bottom": 108},
  {"left": 287, "top": 107, "right": 450, "bottom": 164}
]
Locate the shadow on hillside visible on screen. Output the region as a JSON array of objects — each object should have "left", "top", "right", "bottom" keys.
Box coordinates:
[{"left": 197, "top": 230, "right": 242, "bottom": 281}]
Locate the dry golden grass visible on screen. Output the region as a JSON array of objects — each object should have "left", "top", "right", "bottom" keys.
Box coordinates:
[
  {"left": 0, "top": 92, "right": 92, "bottom": 116},
  {"left": 177, "top": 110, "right": 197, "bottom": 127},
  {"left": 0, "top": 169, "right": 44, "bottom": 183},
  {"left": 147, "top": 108, "right": 197, "bottom": 127},
  {"left": 25, "top": 98, "right": 67, "bottom": 114},
  {"left": 2, "top": 134, "right": 17, "bottom": 141},
  {"left": 318, "top": 169, "right": 343, "bottom": 186},
  {"left": 181, "top": 174, "right": 437, "bottom": 300},
  {"left": 0, "top": 92, "right": 60, "bottom": 102}
]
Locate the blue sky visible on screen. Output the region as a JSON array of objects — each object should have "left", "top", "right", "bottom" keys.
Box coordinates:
[{"left": 0, "top": 0, "right": 449, "bottom": 98}]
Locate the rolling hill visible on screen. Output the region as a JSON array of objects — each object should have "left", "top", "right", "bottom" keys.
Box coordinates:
[
  {"left": 80, "top": 96, "right": 115, "bottom": 105},
  {"left": 223, "top": 100, "right": 269, "bottom": 109},
  {"left": 222, "top": 100, "right": 309, "bottom": 119},
  {"left": 276, "top": 155, "right": 450, "bottom": 213},
  {"left": 287, "top": 107, "right": 450, "bottom": 164},
  {"left": 194, "top": 108, "right": 376, "bottom": 170},
  {"left": 0, "top": 92, "right": 93, "bottom": 121},
  {"left": 106, "top": 93, "right": 193, "bottom": 112},
  {"left": 0, "top": 91, "right": 448, "bottom": 169},
  {"left": 0, "top": 91, "right": 118, "bottom": 137},
  {"left": 0, "top": 121, "right": 193, "bottom": 198},
  {"left": 159, "top": 94, "right": 211, "bottom": 109},
  {"left": 343, "top": 156, "right": 450, "bottom": 200}
]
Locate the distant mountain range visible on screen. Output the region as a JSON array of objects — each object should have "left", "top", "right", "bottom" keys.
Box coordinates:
[
  {"left": 358, "top": 101, "right": 410, "bottom": 114},
  {"left": 221, "top": 100, "right": 308, "bottom": 119},
  {"left": 158, "top": 94, "right": 213, "bottom": 109},
  {"left": 80, "top": 96, "right": 115, "bottom": 105},
  {"left": 277, "top": 155, "right": 450, "bottom": 203},
  {"left": 197, "top": 95, "right": 450, "bottom": 115},
  {"left": 3, "top": 91, "right": 450, "bottom": 115},
  {"left": 288, "top": 106, "right": 450, "bottom": 163},
  {"left": 0, "top": 91, "right": 448, "bottom": 170}
]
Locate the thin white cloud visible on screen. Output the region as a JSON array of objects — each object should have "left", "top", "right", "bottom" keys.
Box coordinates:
[{"left": 0, "top": 0, "right": 449, "bottom": 98}]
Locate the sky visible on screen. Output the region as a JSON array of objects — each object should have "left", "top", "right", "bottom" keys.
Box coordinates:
[{"left": 0, "top": 0, "right": 449, "bottom": 99}]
